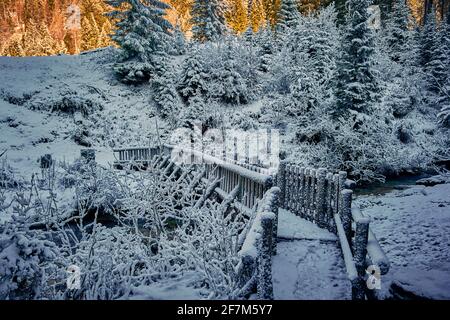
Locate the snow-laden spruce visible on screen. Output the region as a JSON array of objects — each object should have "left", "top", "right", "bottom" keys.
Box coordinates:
[
  {"left": 190, "top": 0, "right": 227, "bottom": 42},
  {"left": 107, "top": 0, "right": 173, "bottom": 83}
]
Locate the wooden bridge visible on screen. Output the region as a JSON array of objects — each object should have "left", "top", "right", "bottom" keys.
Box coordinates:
[{"left": 112, "top": 145, "right": 390, "bottom": 300}]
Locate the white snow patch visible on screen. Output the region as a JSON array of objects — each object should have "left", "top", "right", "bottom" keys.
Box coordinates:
[
  {"left": 355, "top": 183, "right": 450, "bottom": 299},
  {"left": 277, "top": 209, "right": 337, "bottom": 241},
  {"left": 272, "top": 240, "right": 351, "bottom": 300}
]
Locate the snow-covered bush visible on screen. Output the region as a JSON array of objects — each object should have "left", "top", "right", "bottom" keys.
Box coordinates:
[
  {"left": 178, "top": 48, "right": 210, "bottom": 100},
  {"left": 155, "top": 198, "right": 245, "bottom": 299},
  {"left": 438, "top": 105, "right": 450, "bottom": 128},
  {"left": 152, "top": 60, "right": 183, "bottom": 125},
  {"left": 26, "top": 95, "right": 103, "bottom": 116},
  {"left": 178, "top": 39, "right": 259, "bottom": 105},
  {"left": 0, "top": 215, "right": 59, "bottom": 300}
]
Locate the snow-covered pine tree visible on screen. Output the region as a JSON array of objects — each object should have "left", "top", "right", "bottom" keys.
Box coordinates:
[
  {"left": 190, "top": 0, "right": 227, "bottom": 42},
  {"left": 334, "top": 0, "right": 379, "bottom": 118},
  {"left": 276, "top": 0, "right": 300, "bottom": 33},
  {"left": 436, "top": 12, "right": 450, "bottom": 116},
  {"left": 152, "top": 59, "right": 182, "bottom": 124},
  {"left": 226, "top": 0, "right": 248, "bottom": 34},
  {"left": 420, "top": 8, "right": 437, "bottom": 70},
  {"left": 178, "top": 48, "right": 210, "bottom": 99},
  {"left": 172, "top": 23, "right": 186, "bottom": 55},
  {"left": 429, "top": 21, "right": 449, "bottom": 95},
  {"left": 81, "top": 13, "right": 100, "bottom": 52},
  {"left": 384, "top": 0, "right": 414, "bottom": 64},
  {"left": 381, "top": 0, "right": 420, "bottom": 118},
  {"left": 107, "top": 0, "right": 173, "bottom": 84},
  {"left": 255, "top": 24, "right": 275, "bottom": 72}
]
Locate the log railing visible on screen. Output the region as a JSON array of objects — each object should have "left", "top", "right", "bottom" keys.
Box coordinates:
[
  {"left": 162, "top": 144, "right": 273, "bottom": 211},
  {"left": 276, "top": 161, "right": 390, "bottom": 300},
  {"left": 110, "top": 146, "right": 389, "bottom": 300},
  {"left": 235, "top": 187, "right": 280, "bottom": 299}
]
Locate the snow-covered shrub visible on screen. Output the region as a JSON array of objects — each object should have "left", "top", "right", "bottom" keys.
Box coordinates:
[
  {"left": 155, "top": 198, "right": 245, "bottom": 299},
  {"left": 171, "top": 24, "right": 186, "bottom": 55},
  {"left": 152, "top": 60, "right": 183, "bottom": 125},
  {"left": 112, "top": 61, "right": 156, "bottom": 84},
  {"left": 26, "top": 95, "right": 103, "bottom": 116},
  {"left": 64, "top": 225, "right": 152, "bottom": 300},
  {"left": 0, "top": 159, "right": 23, "bottom": 189},
  {"left": 178, "top": 48, "right": 210, "bottom": 99},
  {"left": 269, "top": 5, "right": 339, "bottom": 111},
  {"left": 438, "top": 105, "right": 450, "bottom": 128},
  {"left": 178, "top": 39, "right": 259, "bottom": 105},
  {"left": 0, "top": 215, "right": 58, "bottom": 300}
]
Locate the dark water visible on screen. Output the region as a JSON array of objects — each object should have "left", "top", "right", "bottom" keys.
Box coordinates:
[{"left": 354, "top": 173, "right": 432, "bottom": 197}]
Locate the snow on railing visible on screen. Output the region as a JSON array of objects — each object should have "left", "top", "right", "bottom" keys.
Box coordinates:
[
  {"left": 162, "top": 144, "right": 273, "bottom": 210},
  {"left": 235, "top": 187, "right": 280, "bottom": 299},
  {"left": 111, "top": 146, "right": 389, "bottom": 300},
  {"left": 276, "top": 161, "right": 390, "bottom": 300}
]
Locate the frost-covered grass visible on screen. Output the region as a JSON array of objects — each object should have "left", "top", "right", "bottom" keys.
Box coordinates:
[{"left": 0, "top": 156, "right": 250, "bottom": 300}]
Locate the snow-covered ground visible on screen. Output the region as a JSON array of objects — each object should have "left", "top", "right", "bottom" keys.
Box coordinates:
[
  {"left": 0, "top": 48, "right": 158, "bottom": 178},
  {"left": 355, "top": 182, "right": 450, "bottom": 299},
  {"left": 273, "top": 210, "right": 350, "bottom": 300}
]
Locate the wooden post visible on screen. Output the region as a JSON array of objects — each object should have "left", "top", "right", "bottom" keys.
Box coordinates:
[
  {"left": 257, "top": 212, "right": 275, "bottom": 300},
  {"left": 354, "top": 217, "right": 370, "bottom": 276},
  {"left": 293, "top": 166, "right": 300, "bottom": 216},
  {"left": 316, "top": 168, "right": 327, "bottom": 228},
  {"left": 309, "top": 169, "right": 316, "bottom": 220},
  {"left": 299, "top": 167, "right": 305, "bottom": 218},
  {"left": 340, "top": 189, "right": 353, "bottom": 247},
  {"left": 304, "top": 168, "right": 311, "bottom": 220},
  {"left": 353, "top": 213, "right": 371, "bottom": 300},
  {"left": 245, "top": 135, "right": 250, "bottom": 164},
  {"left": 337, "top": 171, "right": 347, "bottom": 213},
  {"left": 278, "top": 161, "right": 286, "bottom": 208},
  {"left": 268, "top": 188, "right": 280, "bottom": 255},
  {"left": 325, "top": 173, "right": 334, "bottom": 232}
]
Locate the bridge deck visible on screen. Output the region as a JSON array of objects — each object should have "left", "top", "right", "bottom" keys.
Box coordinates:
[{"left": 273, "top": 209, "right": 351, "bottom": 300}]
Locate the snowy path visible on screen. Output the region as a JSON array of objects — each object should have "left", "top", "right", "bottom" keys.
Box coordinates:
[{"left": 273, "top": 210, "right": 351, "bottom": 300}]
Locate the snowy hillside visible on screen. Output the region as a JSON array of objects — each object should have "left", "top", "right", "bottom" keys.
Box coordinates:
[{"left": 0, "top": 48, "right": 158, "bottom": 177}]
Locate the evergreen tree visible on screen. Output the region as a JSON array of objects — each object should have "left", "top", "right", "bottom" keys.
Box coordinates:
[
  {"left": 384, "top": 0, "right": 414, "bottom": 64},
  {"left": 255, "top": 24, "right": 275, "bottom": 72},
  {"left": 226, "top": 0, "right": 248, "bottom": 34},
  {"left": 97, "top": 20, "right": 113, "bottom": 48},
  {"left": 190, "top": 0, "right": 227, "bottom": 42},
  {"left": 334, "top": 0, "right": 379, "bottom": 118},
  {"left": 172, "top": 23, "right": 186, "bottom": 55},
  {"left": 152, "top": 59, "right": 182, "bottom": 124},
  {"left": 248, "top": 0, "right": 266, "bottom": 32},
  {"left": 2, "top": 34, "right": 25, "bottom": 56},
  {"left": 81, "top": 13, "right": 100, "bottom": 52},
  {"left": 108, "top": 0, "right": 172, "bottom": 60},
  {"left": 276, "top": 0, "right": 300, "bottom": 33},
  {"left": 420, "top": 8, "right": 449, "bottom": 95},
  {"left": 420, "top": 8, "right": 438, "bottom": 68},
  {"left": 37, "top": 23, "right": 57, "bottom": 55},
  {"left": 107, "top": 0, "right": 173, "bottom": 83},
  {"left": 178, "top": 49, "right": 210, "bottom": 99}
]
